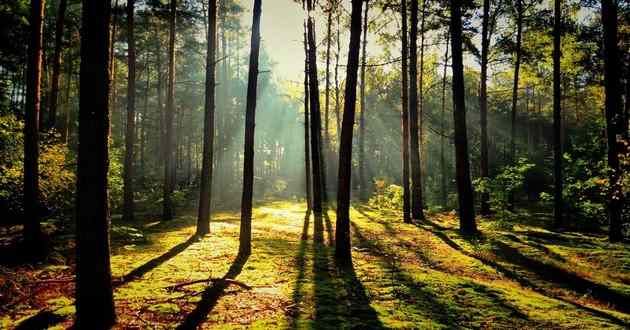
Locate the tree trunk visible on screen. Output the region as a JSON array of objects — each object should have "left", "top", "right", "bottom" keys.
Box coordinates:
[
  {"left": 23, "top": 0, "right": 45, "bottom": 250},
  {"left": 163, "top": 0, "right": 176, "bottom": 220},
  {"left": 48, "top": 0, "right": 67, "bottom": 129},
  {"left": 304, "top": 22, "right": 313, "bottom": 211},
  {"left": 450, "top": 0, "right": 476, "bottom": 234},
  {"left": 239, "top": 0, "right": 262, "bottom": 257},
  {"left": 123, "top": 0, "right": 136, "bottom": 222},
  {"left": 324, "top": 1, "right": 333, "bottom": 197},
  {"left": 335, "top": 0, "right": 363, "bottom": 264},
  {"left": 409, "top": 0, "right": 425, "bottom": 220},
  {"left": 440, "top": 30, "right": 449, "bottom": 208},
  {"left": 75, "top": 0, "right": 116, "bottom": 327},
  {"left": 359, "top": 1, "right": 369, "bottom": 201},
  {"left": 509, "top": 0, "right": 523, "bottom": 211},
  {"left": 419, "top": 0, "right": 426, "bottom": 201},
  {"left": 553, "top": 0, "right": 564, "bottom": 229},
  {"left": 479, "top": 0, "right": 491, "bottom": 216},
  {"left": 197, "top": 0, "right": 217, "bottom": 236},
  {"left": 306, "top": 11, "right": 324, "bottom": 214},
  {"left": 602, "top": 0, "right": 623, "bottom": 241},
  {"left": 335, "top": 8, "right": 341, "bottom": 145},
  {"left": 401, "top": 0, "right": 411, "bottom": 223}
]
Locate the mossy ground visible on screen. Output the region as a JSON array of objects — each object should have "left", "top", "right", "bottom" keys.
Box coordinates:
[{"left": 1, "top": 202, "right": 629, "bottom": 329}]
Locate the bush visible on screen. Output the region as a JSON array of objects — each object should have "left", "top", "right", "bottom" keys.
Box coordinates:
[
  {"left": 474, "top": 158, "right": 535, "bottom": 213},
  {"left": 368, "top": 179, "right": 404, "bottom": 210}
]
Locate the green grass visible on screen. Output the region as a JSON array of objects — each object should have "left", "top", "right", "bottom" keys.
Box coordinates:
[{"left": 1, "top": 201, "right": 629, "bottom": 329}]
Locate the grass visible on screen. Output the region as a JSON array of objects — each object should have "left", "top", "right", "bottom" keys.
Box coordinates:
[{"left": 1, "top": 201, "right": 629, "bottom": 329}]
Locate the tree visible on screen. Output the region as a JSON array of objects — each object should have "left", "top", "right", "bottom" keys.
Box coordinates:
[
  {"left": 401, "top": 0, "right": 411, "bottom": 223},
  {"left": 197, "top": 0, "right": 217, "bottom": 236},
  {"left": 75, "top": 0, "right": 116, "bottom": 327},
  {"left": 450, "top": 0, "right": 476, "bottom": 234},
  {"left": 359, "top": 1, "right": 369, "bottom": 201},
  {"left": 553, "top": 0, "right": 563, "bottom": 228},
  {"left": 602, "top": 0, "right": 623, "bottom": 242},
  {"left": 508, "top": 0, "right": 523, "bottom": 210},
  {"left": 440, "top": 29, "right": 449, "bottom": 208},
  {"left": 479, "top": 0, "right": 491, "bottom": 216},
  {"left": 409, "top": 0, "right": 425, "bottom": 220},
  {"left": 239, "top": 0, "right": 262, "bottom": 257},
  {"left": 163, "top": 0, "right": 177, "bottom": 220},
  {"left": 335, "top": 0, "right": 363, "bottom": 264},
  {"left": 123, "top": 0, "right": 136, "bottom": 222},
  {"left": 47, "top": 0, "right": 67, "bottom": 130},
  {"left": 23, "top": 0, "right": 45, "bottom": 251},
  {"left": 304, "top": 22, "right": 313, "bottom": 212}
]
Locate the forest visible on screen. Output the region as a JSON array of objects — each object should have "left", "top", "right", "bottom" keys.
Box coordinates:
[{"left": 0, "top": 0, "right": 629, "bottom": 328}]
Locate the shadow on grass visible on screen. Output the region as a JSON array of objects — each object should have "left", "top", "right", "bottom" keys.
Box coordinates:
[
  {"left": 287, "top": 211, "right": 311, "bottom": 329},
  {"left": 416, "top": 218, "right": 630, "bottom": 327},
  {"left": 176, "top": 252, "right": 250, "bottom": 329},
  {"left": 116, "top": 235, "right": 199, "bottom": 286}
]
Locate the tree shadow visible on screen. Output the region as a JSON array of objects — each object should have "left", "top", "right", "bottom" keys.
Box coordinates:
[
  {"left": 287, "top": 211, "right": 311, "bottom": 329},
  {"left": 115, "top": 235, "right": 199, "bottom": 286},
  {"left": 416, "top": 219, "right": 630, "bottom": 327},
  {"left": 322, "top": 211, "right": 334, "bottom": 247},
  {"left": 176, "top": 252, "right": 250, "bottom": 329}
]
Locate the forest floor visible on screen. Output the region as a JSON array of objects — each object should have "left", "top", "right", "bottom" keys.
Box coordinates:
[{"left": 1, "top": 201, "right": 630, "bottom": 329}]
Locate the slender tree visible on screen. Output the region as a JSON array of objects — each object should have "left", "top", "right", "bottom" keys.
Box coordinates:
[
  {"left": 359, "top": 1, "right": 369, "bottom": 201},
  {"left": 47, "top": 0, "right": 67, "bottom": 129},
  {"left": 440, "top": 30, "right": 449, "bottom": 208},
  {"left": 552, "top": 0, "right": 563, "bottom": 228},
  {"left": 335, "top": 0, "right": 363, "bottom": 264},
  {"left": 123, "top": 0, "right": 136, "bottom": 222},
  {"left": 508, "top": 0, "right": 523, "bottom": 210},
  {"left": 409, "top": 0, "right": 425, "bottom": 220},
  {"left": 450, "top": 0, "right": 476, "bottom": 234},
  {"left": 304, "top": 22, "right": 313, "bottom": 211},
  {"left": 602, "top": 0, "right": 623, "bottom": 241},
  {"left": 163, "top": 0, "right": 177, "bottom": 220},
  {"left": 479, "top": 0, "right": 491, "bottom": 216},
  {"left": 23, "top": 0, "right": 45, "bottom": 250},
  {"left": 401, "top": 0, "right": 411, "bottom": 223},
  {"left": 239, "top": 0, "right": 262, "bottom": 257},
  {"left": 75, "top": 0, "right": 116, "bottom": 327},
  {"left": 197, "top": 0, "right": 217, "bottom": 236}
]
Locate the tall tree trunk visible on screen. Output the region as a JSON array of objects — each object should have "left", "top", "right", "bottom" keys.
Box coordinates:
[
  {"left": 163, "top": 0, "right": 176, "bottom": 220},
  {"left": 553, "top": 0, "right": 563, "bottom": 228},
  {"left": 62, "top": 52, "right": 73, "bottom": 143},
  {"left": 479, "top": 0, "right": 491, "bottom": 215},
  {"left": 324, "top": 1, "right": 333, "bottom": 195},
  {"left": 304, "top": 22, "right": 313, "bottom": 211},
  {"left": 450, "top": 0, "right": 476, "bottom": 234},
  {"left": 359, "top": 1, "right": 369, "bottom": 201},
  {"left": 48, "top": 0, "right": 67, "bottom": 129},
  {"left": 409, "top": 0, "right": 425, "bottom": 220},
  {"left": 123, "top": 0, "right": 136, "bottom": 222},
  {"left": 335, "top": 8, "right": 341, "bottom": 145},
  {"left": 419, "top": 0, "right": 426, "bottom": 201},
  {"left": 509, "top": 0, "right": 523, "bottom": 210},
  {"left": 23, "top": 0, "right": 45, "bottom": 250},
  {"left": 401, "top": 0, "right": 411, "bottom": 223},
  {"left": 602, "top": 0, "right": 623, "bottom": 241},
  {"left": 197, "top": 0, "right": 217, "bottom": 236},
  {"left": 335, "top": 0, "right": 363, "bottom": 264},
  {"left": 440, "top": 30, "right": 449, "bottom": 208},
  {"left": 140, "top": 54, "right": 149, "bottom": 182},
  {"left": 239, "top": 0, "right": 262, "bottom": 257},
  {"left": 75, "top": 0, "right": 116, "bottom": 327},
  {"left": 306, "top": 8, "right": 324, "bottom": 214}
]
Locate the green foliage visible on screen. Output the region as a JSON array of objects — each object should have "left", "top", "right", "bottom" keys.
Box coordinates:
[
  {"left": 368, "top": 180, "right": 403, "bottom": 210},
  {"left": 474, "top": 158, "right": 535, "bottom": 213}
]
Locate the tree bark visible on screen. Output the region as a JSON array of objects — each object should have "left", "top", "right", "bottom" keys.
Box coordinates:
[
  {"left": 48, "top": 0, "right": 67, "bottom": 129},
  {"left": 335, "top": 0, "right": 363, "bottom": 264},
  {"left": 479, "top": 0, "right": 491, "bottom": 216},
  {"left": 359, "top": 1, "right": 369, "bottom": 201},
  {"left": 553, "top": 0, "right": 563, "bottom": 228},
  {"left": 163, "top": 0, "right": 176, "bottom": 220},
  {"left": 409, "top": 0, "right": 425, "bottom": 220},
  {"left": 239, "top": 0, "right": 262, "bottom": 257},
  {"left": 440, "top": 30, "right": 449, "bottom": 208},
  {"left": 450, "top": 0, "right": 476, "bottom": 234},
  {"left": 23, "top": 0, "right": 45, "bottom": 250},
  {"left": 197, "top": 0, "right": 217, "bottom": 236},
  {"left": 75, "top": 0, "right": 116, "bottom": 327},
  {"left": 123, "top": 0, "right": 136, "bottom": 222},
  {"left": 602, "top": 0, "right": 623, "bottom": 241},
  {"left": 401, "top": 0, "right": 411, "bottom": 223},
  {"left": 509, "top": 0, "right": 523, "bottom": 211},
  {"left": 304, "top": 22, "right": 313, "bottom": 211}
]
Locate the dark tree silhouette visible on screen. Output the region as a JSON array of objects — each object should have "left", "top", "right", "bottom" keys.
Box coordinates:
[
  {"left": 304, "top": 22, "right": 313, "bottom": 212},
  {"left": 553, "top": 0, "right": 563, "bottom": 228},
  {"left": 440, "top": 29, "right": 449, "bottom": 208},
  {"left": 335, "top": 0, "right": 363, "bottom": 264},
  {"left": 239, "top": 0, "right": 262, "bottom": 257},
  {"left": 479, "top": 0, "right": 491, "bottom": 216},
  {"left": 123, "top": 0, "right": 136, "bottom": 222},
  {"left": 47, "top": 0, "right": 67, "bottom": 129},
  {"left": 23, "top": 0, "right": 44, "bottom": 250},
  {"left": 508, "top": 0, "right": 523, "bottom": 210},
  {"left": 450, "top": 0, "right": 476, "bottom": 234},
  {"left": 75, "top": 0, "right": 116, "bottom": 327},
  {"left": 359, "top": 1, "right": 369, "bottom": 201},
  {"left": 602, "top": 0, "right": 623, "bottom": 241},
  {"left": 163, "top": 0, "right": 176, "bottom": 220},
  {"left": 400, "top": 0, "right": 411, "bottom": 223},
  {"left": 197, "top": 0, "right": 217, "bottom": 236},
  {"left": 409, "top": 0, "right": 425, "bottom": 220}
]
